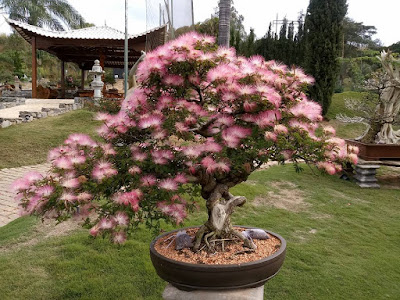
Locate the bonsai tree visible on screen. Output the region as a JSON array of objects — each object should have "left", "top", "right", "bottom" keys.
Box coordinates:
[
  {"left": 14, "top": 33, "right": 358, "bottom": 250},
  {"left": 337, "top": 51, "right": 400, "bottom": 144}
]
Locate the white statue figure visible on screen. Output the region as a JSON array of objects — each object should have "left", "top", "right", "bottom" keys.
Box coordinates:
[
  {"left": 375, "top": 51, "right": 400, "bottom": 144},
  {"left": 89, "top": 60, "right": 105, "bottom": 105}
]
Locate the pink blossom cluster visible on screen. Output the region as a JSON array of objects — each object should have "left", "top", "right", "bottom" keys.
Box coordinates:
[{"left": 14, "top": 32, "right": 358, "bottom": 244}]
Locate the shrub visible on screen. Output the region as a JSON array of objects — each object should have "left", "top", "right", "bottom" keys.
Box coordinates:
[{"left": 14, "top": 33, "right": 358, "bottom": 248}]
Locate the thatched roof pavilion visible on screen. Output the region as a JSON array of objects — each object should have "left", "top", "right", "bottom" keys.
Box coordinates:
[{"left": 6, "top": 18, "right": 167, "bottom": 97}]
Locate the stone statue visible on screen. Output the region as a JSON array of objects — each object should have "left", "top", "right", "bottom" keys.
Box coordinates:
[{"left": 375, "top": 51, "right": 400, "bottom": 144}]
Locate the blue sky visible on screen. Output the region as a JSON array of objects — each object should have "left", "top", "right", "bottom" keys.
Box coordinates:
[{"left": 0, "top": 0, "right": 398, "bottom": 46}]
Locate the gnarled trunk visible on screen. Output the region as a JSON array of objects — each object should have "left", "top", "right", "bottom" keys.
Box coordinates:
[
  {"left": 193, "top": 183, "right": 254, "bottom": 251},
  {"left": 375, "top": 87, "right": 400, "bottom": 144}
]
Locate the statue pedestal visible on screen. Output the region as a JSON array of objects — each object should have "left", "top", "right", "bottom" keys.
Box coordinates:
[{"left": 162, "top": 284, "right": 264, "bottom": 300}]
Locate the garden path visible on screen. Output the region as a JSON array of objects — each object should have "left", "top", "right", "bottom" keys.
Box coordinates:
[
  {"left": 0, "top": 163, "right": 50, "bottom": 227},
  {"left": 0, "top": 99, "right": 75, "bottom": 119}
]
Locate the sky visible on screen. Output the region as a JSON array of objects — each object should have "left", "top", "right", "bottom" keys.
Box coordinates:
[{"left": 0, "top": 0, "right": 398, "bottom": 46}]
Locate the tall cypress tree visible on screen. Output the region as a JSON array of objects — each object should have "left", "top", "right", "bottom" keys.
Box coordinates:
[{"left": 304, "top": 0, "right": 347, "bottom": 116}]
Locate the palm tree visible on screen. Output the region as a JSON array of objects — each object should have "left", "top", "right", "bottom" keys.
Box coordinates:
[
  {"left": 0, "top": 0, "right": 86, "bottom": 30},
  {"left": 218, "top": 0, "right": 231, "bottom": 47}
]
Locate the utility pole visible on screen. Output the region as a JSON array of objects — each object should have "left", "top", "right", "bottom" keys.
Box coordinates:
[{"left": 124, "top": 0, "right": 128, "bottom": 96}]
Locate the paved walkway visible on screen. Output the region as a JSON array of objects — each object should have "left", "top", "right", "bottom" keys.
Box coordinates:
[
  {"left": 0, "top": 99, "right": 75, "bottom": 119},
  {"left": 0, "top": 163, "right": 50, "bottom": 227}
]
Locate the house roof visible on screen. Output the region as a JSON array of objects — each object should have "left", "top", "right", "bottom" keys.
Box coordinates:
[
  {"left": 6, "top": 18, "right": 165, "bottom": 40},
  {"left": 6, "top": 18, "right": 167, "bottom": 69}
]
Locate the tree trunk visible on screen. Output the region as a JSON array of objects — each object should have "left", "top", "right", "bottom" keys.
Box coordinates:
[
  {"left": 193, "top": 183, "right": 254, "bottom": 251},
  {"left": 218, "top": 0, "right": 231, "bottom": 47}
]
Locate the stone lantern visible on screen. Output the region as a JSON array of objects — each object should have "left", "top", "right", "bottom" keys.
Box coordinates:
[{"left": 89, "top": 59, "right": 105, "bottom": 105}]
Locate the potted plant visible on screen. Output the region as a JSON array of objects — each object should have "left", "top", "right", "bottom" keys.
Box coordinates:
[
  {"left": 337, "top": 51, "right": 400, "bottom": 160},
  {"left": 13, "top": 33, "right": 357, "bottom": 293}
]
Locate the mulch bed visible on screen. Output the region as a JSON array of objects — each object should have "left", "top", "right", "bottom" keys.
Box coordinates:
[{"left": 154, "top": 227, "right": 281, "bottom": 265}]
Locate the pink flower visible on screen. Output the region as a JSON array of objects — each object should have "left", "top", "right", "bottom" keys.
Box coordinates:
[
  {"left": 128, "top": 166, "right": 142, "bottom": 175},
  {"left": 11, "top": 178, "right": 31, "bottom": 192},
  {"left": 163, "top": 74, "right": 184, "bottom": 86},
  {"left": 152, "top": 130, "right": 167, "bottom": 140},
  {"left": 36, "top": 185, "right": 54, "bottom": 197},
  {"left": 92, "top": 161, "right": 118, "bottom": 181},
  {"left": 65, "top": 133, "right": 97, "bottom": 148},
  {"left": 243, "top": 101, "right": 258, "bottom": 112},
  {"left": 102, "top": 144, "right": 117, "bottom": 155},
  {"left": 77, "top": 192, "right": 92, "bottom": 202},
  {"left": 70, "top": 156, "right": 86, "bottom": 165},
  {"left": 175, "top": 122, "right": 189, "bottom": 132},
  {"left": 255, "top": 111, "right": 281, "bottom": 128},
  {"left": 222, "top": 126, "right": 252, "bottom": 148},
  {"left": 151, "top": 150, "right": 174, "bottom": 165},
  {"left": 239, "top": 85, "right": 255, "bottom": 95},
  {"left": 132, "top": 151, "right": 147, "bottom": 162},
  {"left": 113, "top": 231, "right": 127, "bottom": 244},
  {"left": 323, "top": 126, "right": 336, "bottom": 136},
  {"left": 348, "top": 145, "right": 359, "bottom": 154},
  {"left": 99, "top": 217, "right": 115, "bottom": 230},
  {"left": 54, "top": 157, "right": 73, "bottom": 170},
  {"left": 95, "top": 112, "right": 111, "bottom": 122},
  {"left": 317, "top": 162, "right": 336, "bottom": 175},
  {"left": 274, "top": 125, "right": 288, "bottom": 134},
  {"left": 159, "top": 179, "right": 178, "bottom": 191},
  {"left": 174, "top": 174, "right": 188, "bottom": 184},
  {"left": 138, "top": 114, "right": 163, "bottom": 129},
  {"left": 114, "top": 211, "right": 129, "bottom": 226},
  {"left": 281, "top": 150, "right": 293, "bottom": 160},
  {"left": 60, "top": 192, "right": 77, "bottom": 203},
  {"left": 113, "top": 190, "right": 142, "bottom": 211},
  {"left": 24, "top": 171, "right": 44, "bottom": 183},
  {"left": 348, "top": 153, "right": 358, "bottom": 165},
  {"left": 183, "top": 146, "right": 202, "bottom": 158},
  {"left": 264, "top": 131, "right": 277, "bottom": 141},
  {"left": 89, "top": 225, "right": 100, "bottom": 236},
  {"left": 290, "top": 100, "right": 322, "bottom": 121},
  {"left": 140, "top": 175, "right": 157, "bottom": 186},
  {"left": 201, "top": 156, "right": 216, "bottom": 168},
  {"left": 203, "top": 140, "right": 222, "bottom": 153},
  {"left": 62, "top": 177, "right": 80, "bottom": 189},
  {"left": 216, "top": 115, "right": 234, "bottom": 126}
]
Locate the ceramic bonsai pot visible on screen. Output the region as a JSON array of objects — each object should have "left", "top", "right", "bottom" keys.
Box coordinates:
[
  {"left": 150, "top": 226, "right": 286, "bottom": 291},
  {"left": 346, "top": 139, "right": 400, "bottom": 161}
]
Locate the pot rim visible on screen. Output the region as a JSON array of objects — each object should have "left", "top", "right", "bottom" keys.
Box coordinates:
[
  {"left": 150, "top": 225, "right": 286, "bottom": 270},
  {"left": 345, "top": 139, "right": 400, "bottom": 147}
]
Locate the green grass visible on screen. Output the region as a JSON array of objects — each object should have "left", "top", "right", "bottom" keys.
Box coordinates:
[
  {"left": 327, "top": 92, "right": 367, "bottom": 139},
  {"left": 327, "top": 91, "right": 366, "bottom": 120},
  {"left": 1, "top": 165, "right": 399, "bottom": 299},
  {"left": 0, "top": 110, "right": 100, "bottom": 169}
]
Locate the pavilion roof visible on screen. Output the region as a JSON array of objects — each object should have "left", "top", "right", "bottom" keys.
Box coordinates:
[{"left": 6, "top": 18, "right": 167, "bottom": 69}]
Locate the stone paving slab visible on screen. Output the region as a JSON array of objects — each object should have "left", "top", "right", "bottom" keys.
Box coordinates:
[
  {"left": 0, "top": 99, "right": 75, "bottom": 119},
  {"left": 0, "top": 163, "right": 50, "bottom": 227}
]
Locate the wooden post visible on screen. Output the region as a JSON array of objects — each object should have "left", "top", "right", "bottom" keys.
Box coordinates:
[
  {"left": 61, "top": 61, "right": 65, "bottom": 98},
  {"left": 31, "top": 36, "right": 37, "bottom": 98},
  {"left": 81, "top": 68, "right": 85, "bottom": 90}
]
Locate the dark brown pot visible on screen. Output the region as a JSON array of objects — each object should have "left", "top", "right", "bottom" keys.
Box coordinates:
[
  {"left": 149, "top": 226, "right": 286, "bottom": 291},
  {"left": 346, "top": 139, "right": 400, "bottom": 161}
]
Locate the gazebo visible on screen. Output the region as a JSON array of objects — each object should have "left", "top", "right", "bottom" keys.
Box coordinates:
[{"left": 6, "top": 18, "right": 167, "bottom": 98}]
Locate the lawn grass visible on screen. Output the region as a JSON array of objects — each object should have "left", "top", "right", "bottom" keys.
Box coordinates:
[
  {"left": 1, "top": 165, "right": 399, "bottom": 299},
  {"left": 0, "top": 110, "right": 100, "bottom": 169},
  {"left": 327, "top": 92, "right": 367, "bottom": 139}
]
